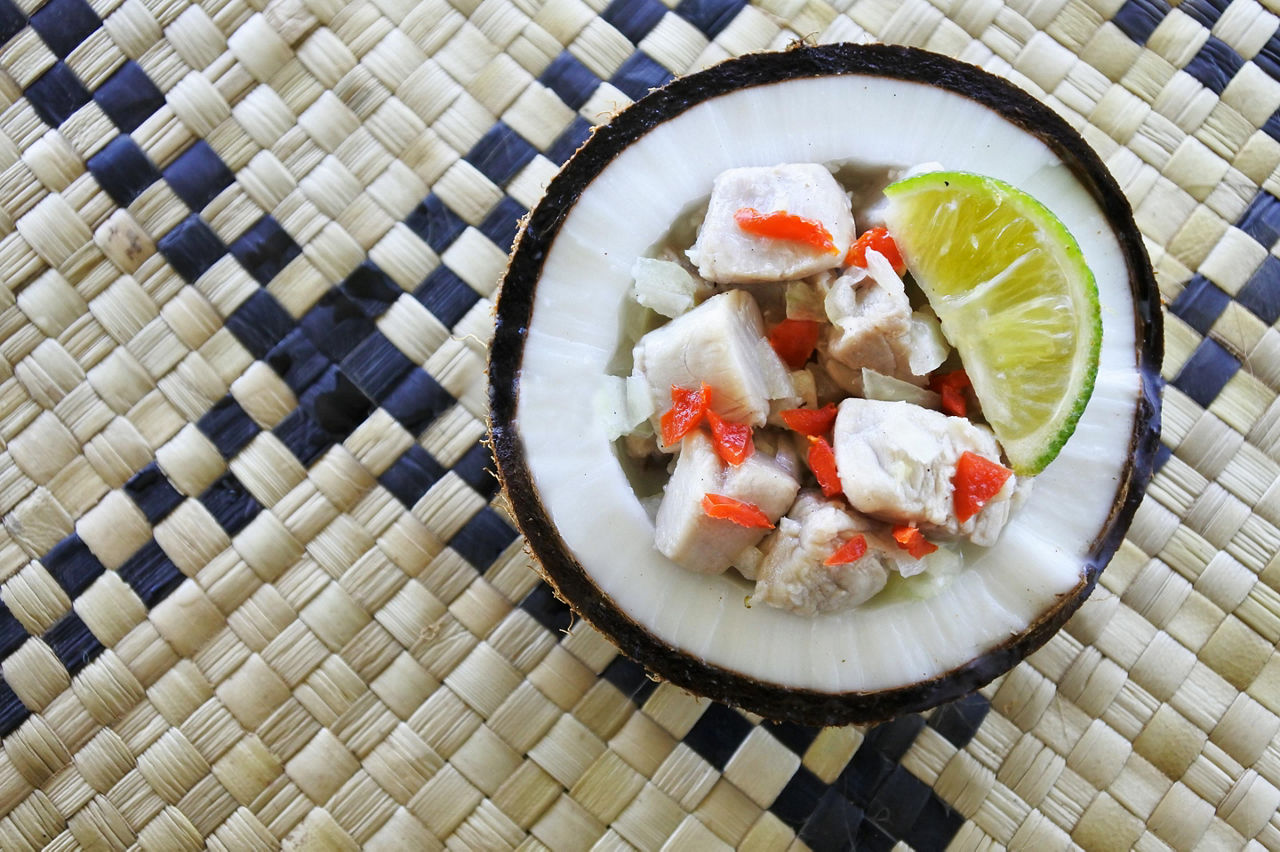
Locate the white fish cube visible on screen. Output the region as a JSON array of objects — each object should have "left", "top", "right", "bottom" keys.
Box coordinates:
[
  {"left": 751, "top": 492, "right": 902, "bottom": 615},
  {"left": 633, "top": 290, "right": 797, "bottom": 429},
  {"left": 688, "top": 164, "right": 855, "bottom": 284},
  {"left": 654, "top": 432, "right": 800, "bottom": 574},
  {"left": 821, "top": 250, "right": 918, "bottom": 393},
  {"left": 832, "top": 399, "right": 1014, "bottom": 546}
]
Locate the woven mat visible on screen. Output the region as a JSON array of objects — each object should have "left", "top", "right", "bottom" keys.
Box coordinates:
[{"left": 0, "top": 0, "right": 1278, "bottom": 848}]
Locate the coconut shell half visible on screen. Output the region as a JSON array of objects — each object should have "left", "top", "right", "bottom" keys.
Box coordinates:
[{"left": 488, "top": 43, "right": 1161, "bottom": 726}]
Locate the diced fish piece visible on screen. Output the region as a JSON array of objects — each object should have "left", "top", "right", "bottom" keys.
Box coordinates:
[
  {"left": 633, "top": 290, "right": 797, "bottom": 429},
  {"left": 832, "top": 399, "right": 1015, "bottom": 546},
  {"left": 688, "top": 164, "right": 856, "bottom": 284},
  {"left": 654, "top": 432, "right": 800, "bottom": 574},
  {"left": 821, "top": 249, "right": 919, "bottom": 393},
  {"left": 751, "top": 492, "right": 919, "bottom": 615}
]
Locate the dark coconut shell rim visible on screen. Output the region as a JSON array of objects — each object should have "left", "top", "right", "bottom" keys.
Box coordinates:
[{"left": 488, "top": 42, "right": 1163, "bottom": 726}]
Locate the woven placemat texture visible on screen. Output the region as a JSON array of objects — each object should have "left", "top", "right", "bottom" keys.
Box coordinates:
[{"left": 0, "top": 0, "right": 1278, "bottom": 848}]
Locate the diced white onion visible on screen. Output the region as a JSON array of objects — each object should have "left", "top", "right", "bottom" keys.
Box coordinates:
[
  {"left": 733, "top": 545, "right": 763, "bottom": 580},
  {"left": 863, "top": 162, "right": 947, "bottom": 227},
  {"left": 631, "top": 257, "right": 708, "bottom": 318},
  {"left": 861, "top": 368, "right": 941, "bottom": 408},
  {"left": 789, "top": 368, "right": 817, "bottom": 409},
  {"left": 823, "top": 267, "right": 867, "bottom": 324},
  {"left": 907, "top": 307, "right": 950, "bottom": 375},
  {"left": 862, "top": 247, "right": 900, "bottom": 293},
  {"left": 626, "top": 372, "right": 655, "bottom": 424},
  {"left": 756, "top": 338, "right": 797, "bottom": 400},
  {"left": 785, "top": 279, "right": 827, "bottom": 321},
  {"left": 639, "top": 493, "right": 663, "bottom": 522},
  {"left": 901, "top": 161, "right": 945, "bottom": 179},
  {"left": 595, "top": 375, "right": 630, "bottom": 440},
  {"left": 596, "top": 373, "right": 656, "bottom": 439},
  {"left": 894, "top": 543, "right": 962, "bottom": 591}
]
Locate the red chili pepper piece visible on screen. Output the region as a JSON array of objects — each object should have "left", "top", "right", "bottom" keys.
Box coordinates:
[
  {"left": 807, "top": 436, "right": 842, "bottom": 497},
  {"left": 892, "top": 525, "right": 938, "bottom": 559},
  {"left": 702, "top": 493, "right": 774, "bottom": 529},
  {"left": 845, "top": 226, "right": 905, "bottom": 274},
  {"left": 930, "top": 370, "right": 971, "bottom": 418},
  {"left": 953, "top": 451, "right": 1013, "bottom": 523},
  {"left": 707, "top": 410, "right": 753, "bottom": 465},
  {"left": 660, "top": 383, "right": 709, "bottom": 446},
  {"left": 824, "top": 534, "right": 868, "bottom": 566},
  {"left": 768, "top": 319, "right": 821, "bottom": 370},
  {"left": 734, "top": 207, "right": 838, "bottom": 254},
  {"left": 779, "top": 403, "right": 838, "bottom": 437}
]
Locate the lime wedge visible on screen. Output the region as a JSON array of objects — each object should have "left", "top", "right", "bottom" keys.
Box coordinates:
[{"left": 882, "top": 171, "right": 1101, "bottom": 475}]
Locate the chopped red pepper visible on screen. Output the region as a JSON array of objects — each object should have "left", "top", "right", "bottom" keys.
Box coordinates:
[
  {"left": 768, "top": 319, "right": 821, "bottom": 370},
  {"left": 779, "top": 403, "right": 838, "bottom": 437},
  {"left": 702, "top": 493, "right": 774, "bottom": 529},
  {"left": 824, "top": 534, "right": 868, "bottom": 566},
  {"left": 660, "top": 383, "right": 709, "bottom": 446},
  {"left": 707, "top": 410, "right": 753, "bottom": 465},
  {"left": 953, "top": 451, "right": 1013, "bottom": 523},
  {"left": 845, "top": 226, "right": 905, "bottom": 274},
  {"left": 845, "top": 226, "right": 905, "bottom": 273},
  {"left": 930, "top": 370, "right": 971, "bottom": 418},
  {"left": 892, "top": 525, "right": 937, "bottom": 559},
  {"left": 734, "top": 207, "right": 838, "bottom": 254},
  {"left": 807, "top": 436, "right": 842, "bottom": 497}
]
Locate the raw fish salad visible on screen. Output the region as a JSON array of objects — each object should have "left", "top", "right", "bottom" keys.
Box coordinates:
[{"left": 601, "top": 163, "right": 1027, "bottom": 617}]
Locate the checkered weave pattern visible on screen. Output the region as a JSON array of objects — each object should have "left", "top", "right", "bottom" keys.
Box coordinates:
[{"left": 0, "top": 0, "right": 1278, "bottom": 848}]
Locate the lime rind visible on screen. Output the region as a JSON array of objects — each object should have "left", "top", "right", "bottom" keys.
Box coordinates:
[{"left": 882, "top": 171, "right": 1102, "bottom": 475}]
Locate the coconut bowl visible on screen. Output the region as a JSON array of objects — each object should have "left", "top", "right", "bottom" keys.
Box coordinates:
[{"left": 488, "top": 43, "right": 1162, "bottom": 726}]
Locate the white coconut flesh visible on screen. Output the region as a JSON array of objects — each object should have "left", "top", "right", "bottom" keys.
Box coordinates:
[{"left": 515, "top": 74, "right": 1141, "bottom": 694}]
